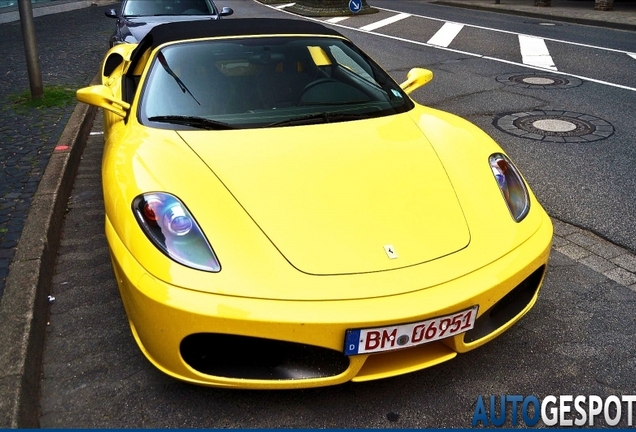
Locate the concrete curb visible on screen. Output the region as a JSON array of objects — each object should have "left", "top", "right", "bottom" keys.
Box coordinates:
[{"left": 0, "top": 78, "right": 98, "bottom": 428}]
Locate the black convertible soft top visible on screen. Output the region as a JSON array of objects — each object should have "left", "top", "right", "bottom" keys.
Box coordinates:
[
  {"left": 144, "top": 18, "right": 343, "bottom": 50},
  {"left": 128, "top": 18, "right": 345, "bottom": 68}
]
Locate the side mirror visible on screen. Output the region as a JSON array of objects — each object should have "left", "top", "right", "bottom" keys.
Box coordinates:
[
  {"left": 219, "top": 7, "right": 233, "bottom": 17},
  {"left": 76, "top": 85, "right": 130, "bottom": 118},
  {"left": 105, "top": 9, "right": 118, "bottom": 18},
  {"left": 400, "top": 68, "right": 433, "bottom": 95}
]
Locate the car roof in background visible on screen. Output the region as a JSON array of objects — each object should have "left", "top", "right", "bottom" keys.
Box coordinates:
[{"left": 144, "top": 18, "right": 343, "bottom": 50}]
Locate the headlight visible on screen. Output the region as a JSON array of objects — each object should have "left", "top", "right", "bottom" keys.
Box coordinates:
[
  {"left": 132, "top": 192, "right": 221, "bottom": 272},
  {"left": 489, "top": 153, "right": 530, "bottom": 222}
]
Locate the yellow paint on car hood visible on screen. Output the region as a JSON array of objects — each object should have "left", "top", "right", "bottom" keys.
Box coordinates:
[{"left": 180, "top": 114, "right": 470, "bottom": 275}]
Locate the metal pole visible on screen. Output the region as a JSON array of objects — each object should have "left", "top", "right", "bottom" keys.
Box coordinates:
[{"left": 18, "top": 0, "right": 43, "bottom": 99}]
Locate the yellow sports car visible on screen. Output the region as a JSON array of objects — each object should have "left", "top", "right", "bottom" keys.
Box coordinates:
[{"left": 77, "top": 18, "right": 553, "bottom": 389}]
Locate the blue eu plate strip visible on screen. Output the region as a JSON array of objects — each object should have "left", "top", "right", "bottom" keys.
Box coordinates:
[{"left": 344, "top": 329, "right": 360, "bottom": 355}]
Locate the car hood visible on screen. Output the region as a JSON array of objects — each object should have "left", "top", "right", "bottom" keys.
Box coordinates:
[
  {"left": 121, "top": 15, "right": 217, "bottom": 43},
  {"left": 180, "top": 114, "right": 471, "bottom": 276}
]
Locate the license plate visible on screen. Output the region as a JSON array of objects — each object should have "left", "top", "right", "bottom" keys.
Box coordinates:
[{"left": 344, "top": 306, "right": 478, "bottom": 356}]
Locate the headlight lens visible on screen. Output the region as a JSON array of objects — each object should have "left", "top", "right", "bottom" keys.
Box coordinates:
[
  {"left": 133, "top": 192, "right": 221, "bottom": 272},
  {"left": 489, "top": 153, "right": 530, "bottom": 222}
]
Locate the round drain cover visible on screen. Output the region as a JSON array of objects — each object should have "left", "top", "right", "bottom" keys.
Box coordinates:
[
  {"left": 494, "top": 110, "right": 614, "bottom": 143},
  {"left": 497, "top": 73, "right": 582, "bottom": 89}
]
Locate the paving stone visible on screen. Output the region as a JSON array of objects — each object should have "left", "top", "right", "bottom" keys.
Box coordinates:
[
  {"left": 579, "top": 255, "right": 615, "bottom": 274},
  {"left": 611, "top": 254, "right": 636, "bottom": 273},
  {"left": 603, "top": 267, "right": 636, "bottom": 287},
  {"left": 551, "top": 235, "right": 568, "bottom": 249},
  {"left": 555, "top": 243, "right": 592, "bottom": 260},
  {"left": 551, "top": 218, "right": 581, "bottom": 236},
  {"left": 566, "top": 231, "right": 598, "bottom": 248},
  {"left": 587, "top": 239, "right": 626, "bottom": 260}
]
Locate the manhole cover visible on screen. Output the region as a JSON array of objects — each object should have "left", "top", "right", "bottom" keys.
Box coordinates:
[
  {"left": 496, "top": 73, "right": 582, "bottom": 89},
  {"left": 494, "top": 110, "right": 614, "bottom": 142}
]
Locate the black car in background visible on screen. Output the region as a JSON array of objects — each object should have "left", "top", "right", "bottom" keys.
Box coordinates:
[{"left": 105, "top": 0, "right": 234, "bottom": 47}]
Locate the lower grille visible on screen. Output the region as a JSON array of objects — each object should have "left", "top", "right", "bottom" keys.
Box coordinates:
[
  {"left": 180, "top": 333, "right": 349, "bottom": 380},
  {"left": 464, "top": 265, "right": 545, "bottom": 343}
]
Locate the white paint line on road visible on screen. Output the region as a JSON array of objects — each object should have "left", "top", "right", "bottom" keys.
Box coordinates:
[
  {"left": 628, "top": 53, "right": 636, "bottom": 61},
  {"left": 375, "top": 6, "right": 636, "bottom": 56},
  {"left": 427, "top": 22, "right": 464, "bottom": 48},
  {"left": 326, "top": 16, "right": 350, "bottom": 23},
  {"left": 519, "top": 35, "right": 557, "bottom": 71},
  {"left": 265, "top": 3, "right": 636, "bottom": 93},
  {"left": 360, "top": 13, "right": 410, "bottom": 32},
  {"left": 275, "top": 3, "right": 295, "bottom": 9}
]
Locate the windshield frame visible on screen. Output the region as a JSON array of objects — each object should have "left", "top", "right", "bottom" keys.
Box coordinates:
[{"left": 137, "top": 35, "right": 415, "bottom": 130}]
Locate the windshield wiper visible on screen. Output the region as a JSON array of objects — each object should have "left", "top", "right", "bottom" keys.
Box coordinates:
[
  {"left": 148, "top": 115, "right": 238, "bottom": 130},
  {"left": 156, "top": 51, "right": 200, "bottom": 106},
  {"left": 268, "top": 112, "right": 368, "bottom": 127}
]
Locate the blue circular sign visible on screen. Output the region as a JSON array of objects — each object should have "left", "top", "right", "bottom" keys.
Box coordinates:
[{"left": 349, "top": 0, "right": 362, "bottom": 13}]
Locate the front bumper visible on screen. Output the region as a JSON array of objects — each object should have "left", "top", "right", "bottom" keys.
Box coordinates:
[{"left": 106, "top": 214, "right": 552, "bottom": 389}]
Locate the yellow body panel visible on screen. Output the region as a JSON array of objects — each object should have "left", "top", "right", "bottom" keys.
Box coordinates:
[{"left": 183, "top": 114, "right": 471, "bottom": 276}]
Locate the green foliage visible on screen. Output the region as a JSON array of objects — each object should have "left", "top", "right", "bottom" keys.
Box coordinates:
[{"left": 9, "top": 86, "right": 76, "bottom": 110}]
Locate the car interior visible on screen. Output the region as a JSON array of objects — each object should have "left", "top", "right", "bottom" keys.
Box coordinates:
[{"left": 123, "top": 0, "right": 212, "bottom": 16}]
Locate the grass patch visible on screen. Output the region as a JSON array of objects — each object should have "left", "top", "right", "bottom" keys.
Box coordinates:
[
  {"left": 9, "top": 85, "right": 76, "bottom": 111},
  {"left": 0, "top": 228, "right": 7, "bottom": 234}
]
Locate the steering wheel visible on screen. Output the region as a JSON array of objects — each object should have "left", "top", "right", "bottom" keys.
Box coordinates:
[
  {"left": 298, "top": 78, "right": 338, "bottom": 105},
  {"left": 301, "top": 78, "right": 338, "bottom": 93},
  {"left": 181, "top": 8, "right": 205, "bottom": 14}
]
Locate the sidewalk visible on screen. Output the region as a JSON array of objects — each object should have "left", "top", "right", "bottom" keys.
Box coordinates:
[
  {"left": 0, "top": 0, "right": 634, "bottom": 428},
  {"left": 0, "top": 0, "right": 115, "bottom": 24},
  {"left": 0, "top": 2, "right": 115, "bottom": 427},
  {"left": 432, "top": 0, "right": 636, "bottom": 31}
]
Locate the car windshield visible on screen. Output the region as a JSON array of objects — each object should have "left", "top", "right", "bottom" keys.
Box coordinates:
[
  {"left": 123, "top": 0, "right": 213, "bottom": 16},
  {"left": 139, "top": 36, "right": 414, "bottom": 129}
]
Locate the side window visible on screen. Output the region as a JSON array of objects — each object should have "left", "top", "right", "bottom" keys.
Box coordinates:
[{"left": 328, "top": 45, "right": 376, "bottom": 85}]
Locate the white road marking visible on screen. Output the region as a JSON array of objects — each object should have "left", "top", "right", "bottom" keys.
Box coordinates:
[
  {"left": 359, "top": 12, "right": 410, "bottom": 32},
  {"left": 274, "top": 3, "right": 294, "bottom": 9},
  {"left": 519, "top": 35, "right": 557, "bottom": 70},
  {"left": 375, "top": 5, "right": 636, "bottom": 56},
  {"left": 427, "top": 22, "right": 464, "bottom": 47},
  {"left": 263, "top": 4, "right": 636, "bottom": 92},
  {"left": 326, "top": 16, "right": 350, "bottom": 23},
  {"left": 628, "top": 53, "right": 636, "bottom": 61}
]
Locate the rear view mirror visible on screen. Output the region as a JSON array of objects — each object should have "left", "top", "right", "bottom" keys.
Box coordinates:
[
  {"left": 400, "top": 68, "right": 433, "bottom": 94},
  {"left": 76, "top": 85, "right": 130, "bottom": 118},
  {"left": 219, "top": 7, "right": 233, "bottom": 17}
]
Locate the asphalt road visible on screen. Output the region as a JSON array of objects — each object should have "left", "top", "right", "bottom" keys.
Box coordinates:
[{"left": 39, "top": 0, "right": 636, "bottom": 428}]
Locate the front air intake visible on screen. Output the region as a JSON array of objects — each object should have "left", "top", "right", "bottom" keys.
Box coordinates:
[
  {"left": 181, "top": 333, "right": 349, "bottom": 380},
  {"left": 464, "top": 265, "right": 545, "bottom": 343}
]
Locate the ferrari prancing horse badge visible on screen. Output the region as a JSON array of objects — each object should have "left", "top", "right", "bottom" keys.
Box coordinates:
[{"left": 384, "top": 244, "right": 398, "bottom": 259}]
